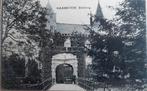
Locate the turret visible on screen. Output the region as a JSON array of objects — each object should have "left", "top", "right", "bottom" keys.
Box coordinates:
[{"left": 46, "top": 0, "right": 56, "bottom": 32}]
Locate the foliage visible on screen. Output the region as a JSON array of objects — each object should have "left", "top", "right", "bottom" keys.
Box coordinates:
[
  {"left": 89, "top": 0, "right": 146, "bottom": 85},
  {"left": 8, "top": 54, "right": 25, "bottom": 77},
  {"left": 89, "top": 31, "right": 125, "bottom": 83},
  {"left": 2, "top": 0, "right": 52, "bottom": 89},
  {"left": 2, "top": 0, "right": 52, "bottom": 58},
  {"left": 2, "top": 54, "right": 25, "bottom": 89},
  {"left": 116, "top": 0, "right": 146, "bottom": 83},
  {"left": 71, "top": 32, "right": 86, "bottom": 47},
  {"left": 2, "top": 54, "right": 42, "bottom": 89},
  {"left": 52, "top": 31, "right": 66, "bottom": 46},
  {"left": 116, "top": 0, "right": 145, "bottom": 36},
  {"left": 26, "top": 59, "right": 41, "bottom": 84}
]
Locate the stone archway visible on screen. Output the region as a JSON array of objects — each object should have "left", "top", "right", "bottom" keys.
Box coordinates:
[{"left": 52, "top": 53, "right": 78, "bottom": 83}]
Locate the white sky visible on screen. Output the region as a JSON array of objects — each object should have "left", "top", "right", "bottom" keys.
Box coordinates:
[{"left": 40, "top": 0, "right": 123, "bottom": 24}]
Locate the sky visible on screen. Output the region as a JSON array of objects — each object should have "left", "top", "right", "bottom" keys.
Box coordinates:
[{"left": 40, "top": 0, "right": 123, "bottom": 24}]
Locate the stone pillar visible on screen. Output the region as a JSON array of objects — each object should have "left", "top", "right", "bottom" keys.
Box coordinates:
[
  {"left": 77, "top": 52, "right": 86, "bottom": 78},
  {"left": 73, "top": 59, "right": 78, "bottom": 77},
  {"left": 51, "top": 61, "right": 57, "bottom": 83},
  {"left": 41, "top": 47, "right": 52, "bottom": 81}
]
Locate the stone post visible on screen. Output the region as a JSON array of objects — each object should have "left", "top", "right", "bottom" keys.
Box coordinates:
[
  {"left": 77, "top": 51, "right": 86, "bottom": 78},
  {"left": 41, "top": 47, "right": 52, "bottom": 81}
]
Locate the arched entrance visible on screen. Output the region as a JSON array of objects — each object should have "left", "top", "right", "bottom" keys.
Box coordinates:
[
  {"left": 52, "top": 53, "right": 78, "bottom": 83},
  {"left": 56, "top": 63, "right": 73, "bottom": 83}
]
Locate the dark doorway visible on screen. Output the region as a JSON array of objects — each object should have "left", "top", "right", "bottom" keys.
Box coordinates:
[{"left": 56, "top": 64, "right": 73, "bottom": 83}]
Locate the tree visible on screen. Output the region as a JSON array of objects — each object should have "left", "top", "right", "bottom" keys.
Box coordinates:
[
  {"left": 116, "top": 0, "right": 146, "bottom": 84},
  {"left": 9, "top": 54, "right": 25, "bottom": 77},
  {"left": 2, "top": 0, "right": 52, "bottom": 58},
  {"left": 26, "top": 59, "right": 41, "bottom": 83},
  {"left": 86, "top": 16, "right": 120, "bottom": 81},
  {"left": 71, "top": 32, "right": 86, "bottom": 47},
  {"left": 52, "top": 31, "right": 66, "bottom": 46},
  {"left": 2, "top": 0, "right": 54, "bottom": 88},
  {"left": 89, "top": 0, "right": 146, "bottom": 87},
  {"left": 89, "top": 31, "right": 125, "bottom": 83},
  {"left": 2, "top": 54, "right": 25, "bottom": 89}
]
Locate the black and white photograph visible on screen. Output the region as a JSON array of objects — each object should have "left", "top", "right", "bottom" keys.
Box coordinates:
[{"left": 1, "top": 0, "right": 147, "bottom": 91}]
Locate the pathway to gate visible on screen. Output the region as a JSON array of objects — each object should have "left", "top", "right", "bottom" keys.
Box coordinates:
[{"left": 48, "top": 84, "right": 86, "bottom": 91}]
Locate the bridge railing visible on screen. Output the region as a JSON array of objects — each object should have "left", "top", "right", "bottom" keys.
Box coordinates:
[
  {"left": 20, "top": 78, "right": 53, "bottom": 90},
  {"left": 77, "top": 78, "right": 146, "bottom": 91},
  {"left": 77, "top": 77, "right": 106, "bottom": 91}
]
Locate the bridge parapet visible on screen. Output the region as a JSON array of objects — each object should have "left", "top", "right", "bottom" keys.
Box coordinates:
[
  {"left": 20, "top": 78, "right": 53, "bottom": 90},
  {"left": 77, "top": 78, "right": 145, "bottom": 91},
  {"left": 77, "top": 77, "right": 106, "bottom": 91}
]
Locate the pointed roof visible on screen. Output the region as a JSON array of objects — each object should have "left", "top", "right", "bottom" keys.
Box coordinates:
[{"left": 95, "top": 0, "right": 103, "bottom": 18}]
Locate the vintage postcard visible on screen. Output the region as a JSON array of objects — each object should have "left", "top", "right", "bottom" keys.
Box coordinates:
[{"left": 1, "top": 0, "right": 147, "bottom": 91}]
